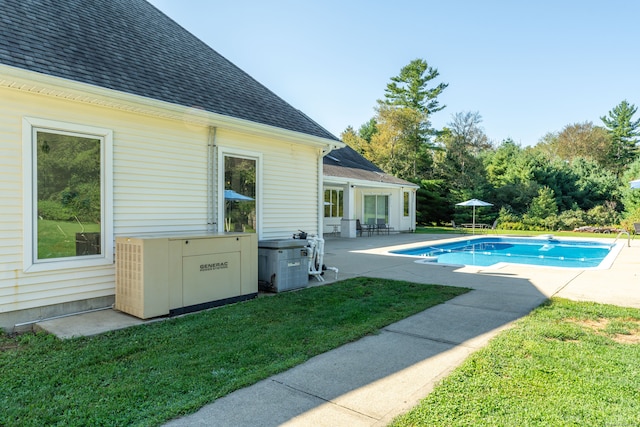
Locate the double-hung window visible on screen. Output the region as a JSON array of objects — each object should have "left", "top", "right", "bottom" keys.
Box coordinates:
[
  {"left": 324, "top": 189, "right": 343, "bottom": 218},
  {"left": 23, "top": 117, "right": 113, "bottom": 272}
]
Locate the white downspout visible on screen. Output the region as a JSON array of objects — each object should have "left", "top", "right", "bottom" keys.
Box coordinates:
[
  {"left": 207, "top": 126, "right": 217, "bottom": 232},
  {"left": 319, "top": 145, "right": 335, "bottom": 236}
]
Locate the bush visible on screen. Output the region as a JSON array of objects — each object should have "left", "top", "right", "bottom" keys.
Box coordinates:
[
  {"left": 499, "top": 221, "right": 526, "bottom": 230},
  {"left": 586, "top": 202, "right": 621, "bottom": 227},
  {"left": 557, "top": 209, "right": 588, "bottom": 231},
  {"left": 522, "top": 213, "right": 559, "bottom": 231},
  {"left": 620, "top": 206, "right": 640, "bottom": 233},
  {"left": 38, "top": 200, "right": 73, "bottom": 221}
]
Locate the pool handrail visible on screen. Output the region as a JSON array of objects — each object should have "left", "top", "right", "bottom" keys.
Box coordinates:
[{"left": 613, "top": 230, "right": 630, "bottom": 247}]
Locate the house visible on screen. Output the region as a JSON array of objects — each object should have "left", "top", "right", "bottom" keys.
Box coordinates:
[
  {"left": 0, "top": 0, "right": 342, "bottom": 331},
  {"left": 323, "top": 146, "right": 418, "bottom": 237}
]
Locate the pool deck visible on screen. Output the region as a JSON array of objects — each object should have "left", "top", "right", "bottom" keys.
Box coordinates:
[
  {"left": 36, "top": 232, "right": 640, "bottom": 426},
  {"left": 338, "top": 232, "right": 640, "bottom": 309},
  {"left": 344, "top": 234, "right": 640, "bottom": 308}
]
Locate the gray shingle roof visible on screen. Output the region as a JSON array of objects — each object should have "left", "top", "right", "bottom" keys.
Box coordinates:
[
  {"left": 323, "top": 146, "right": 417, "bottom": 186},
  {"left": 0, "top": 0, "right": 339, "bottom": 141}
]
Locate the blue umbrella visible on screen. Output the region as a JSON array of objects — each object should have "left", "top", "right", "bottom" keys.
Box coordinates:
[
  {"left": 224, "top": 189, "right": 254, "bottom": 201},
  {"left": 224, "top": 190, "right": 254, "bottom": 231}
]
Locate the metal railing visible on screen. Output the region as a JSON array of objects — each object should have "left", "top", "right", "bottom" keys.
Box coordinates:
[{"left": 613, "top": 230, "right": 630, "bottom": 247}]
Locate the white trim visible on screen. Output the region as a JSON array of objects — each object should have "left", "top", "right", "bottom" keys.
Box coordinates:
[
  {"left": 217, "top": 147, "right": 263, "bottom": 239},
  {"left": 323, "top": 176, "right": 419, "bottom": 189},
  {"left": 2, "top": 64, "right": 343, "bottom": 150},
  {"left": 22, "top": 117, "right": 114, "bottom": 272},
  {"left": 323, "top": 187, "right": 344, "bottom": 219}
]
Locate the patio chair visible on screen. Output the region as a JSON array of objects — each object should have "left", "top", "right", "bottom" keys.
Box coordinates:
[
  {"left": 364, "top": 218, "right": 376, "bottom": 234},
  {"left": 451, "top": 220, "right": 466, "bottom": 233},
  {"left": 377, "top": 219, "right": 393, "bottom": 235},
  {"left": 357, "top": 219, "right": 373, "bottom": 237},
  {"left": 633, "top": 223, "right": 640, "bottom": 239},
  {"left": 485, "top": 219, "right": 498, "bottom": 234}
]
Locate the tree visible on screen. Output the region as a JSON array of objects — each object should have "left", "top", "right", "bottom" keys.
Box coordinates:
[
  {"left": 435, "top": 112, "right": 490, "bottom": 190},
  {"left": 569, "top": 157, "right": 620, "bottom": 210},
  {"left": 358, "top": 118, "right": 378, "bottom": 143},
  {"left": 524, "top": 186, "right": 558, "bottom": 230},
  {"left": 535, "top": 122, "right": 611, "bottom": 166},
  {"left": 619, "top": 156, "right": 640, "bottom": 215},
  {"left": 601, "top": 100, "right": 640, "bottom": 172},
  {"left": 415, "top": 179, "right": 449, "bottom": 225},
  {"left": 382, "top": 58, "right": 448, "bottom": 116},
  {"left": 341, "top": 126, "right": 368, "bottom": 155},
  {"left": 371, "top": 58, "right": 447, "bottom": 180},
  {"left": 484, "top": 138, "right": 521, "bottom": 187},
  {"left": 368, "top": 105, "right": 430, "bottom": 179}
]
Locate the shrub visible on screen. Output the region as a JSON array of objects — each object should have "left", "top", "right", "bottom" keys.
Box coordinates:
[
  {"left": 557, "top": 209, "right": 588, "bottom": 231},
  {"left": 38, "top": 200, "right": 73, "bottom": 221},
  {"left": 586, "top": 202, "right": 621, "bottom": 227},
  {"left": 620, "top": 206, "right": 640, "bottom": 232}
]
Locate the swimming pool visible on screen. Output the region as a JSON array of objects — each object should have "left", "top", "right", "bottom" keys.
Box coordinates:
[{"left": 390, "top": 236, "right": 623, "bottom": 269}]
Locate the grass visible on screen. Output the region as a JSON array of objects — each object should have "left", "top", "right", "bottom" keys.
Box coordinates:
[
  {"left": 391, "top": 298, "right": 640, "bottom": 427},
  {"left": 37, "top": 219, "right": 100, "bottom": 258},
  {"left": 0, "top": 277, "right": 468, "bottom": 427}
]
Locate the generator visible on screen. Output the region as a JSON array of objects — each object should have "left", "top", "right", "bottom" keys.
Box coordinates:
[{"left": 115, "top": 232, "right": 257, "bottom": 319}]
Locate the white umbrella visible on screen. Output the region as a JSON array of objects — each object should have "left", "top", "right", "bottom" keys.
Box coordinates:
[
  {"left": 456, "top": 198, "right": 493, "bottom": 233},
  {"left": 630, "top": 179, "right": 640, "bottom": 189}
]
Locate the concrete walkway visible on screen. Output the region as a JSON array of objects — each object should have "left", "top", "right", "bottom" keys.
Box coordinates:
[{"left": 37, "top": 233, "right": 640, "bottom": 426}]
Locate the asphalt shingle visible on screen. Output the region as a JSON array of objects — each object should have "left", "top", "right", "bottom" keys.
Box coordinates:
[
  {"left": 0, "top": 0, "right": 338, "bottom": 141},
  {"left": 323, "top": 145, "right": 416, "bottom": 186}
]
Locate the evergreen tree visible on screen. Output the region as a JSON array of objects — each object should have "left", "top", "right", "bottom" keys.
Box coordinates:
[
  {"left": 382, "top": 58, "right": 448, "bottom": 116},
  {"left": 362, "top": 59, "right": 448, "bottom": 181},
  {"left": 601, "top": 100, "right": 640, "bottom": 172},
  {"left": 358, "top": 118, "right": 378, "bottom": 143}
]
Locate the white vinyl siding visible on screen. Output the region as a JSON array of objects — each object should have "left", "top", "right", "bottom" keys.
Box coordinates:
[
  {"left": 0, "top": 95, "right": 22, "bottom": 276},
  {"left": 0, "top": 86, "right": 323, "bottom": 317},
  {"left": 216, "top": 130, "right": 319, "bottom": 240},
  {"left": 113, "top": 121, "right": 209, "bottom": 235}
]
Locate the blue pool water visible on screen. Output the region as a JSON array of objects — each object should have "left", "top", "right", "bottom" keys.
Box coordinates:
[{"left": 390, "top": 236, "right": 620, "bottom": 268}]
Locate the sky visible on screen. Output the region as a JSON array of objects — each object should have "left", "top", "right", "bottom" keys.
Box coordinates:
[{"left": 147, "top": 0, "right": 640, "bottom": 146}]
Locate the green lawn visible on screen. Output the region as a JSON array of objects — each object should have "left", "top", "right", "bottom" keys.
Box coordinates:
[
  {"left": 0, "top": 278, "right": 468, "bottom": 427},
  {"left": 391, "top": 298, "right": 640, "bottom": 427},
  {"left": 37, "top": 219, "right": 101, "bottom": 259}
]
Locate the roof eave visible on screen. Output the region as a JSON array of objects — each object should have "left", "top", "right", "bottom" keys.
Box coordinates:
[
  {"left": 0, "top": 64, "right": 344, "bottom": 149},
  {"left": 323, "top": 175, "right": 419, "bottom": 189}
]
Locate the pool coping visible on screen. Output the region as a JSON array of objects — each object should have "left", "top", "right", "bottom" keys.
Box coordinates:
[{"left": 357, "top": 234, "right": 626, "bottom": 271}]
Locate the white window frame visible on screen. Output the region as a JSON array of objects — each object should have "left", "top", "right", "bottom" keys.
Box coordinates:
[
  {"left": 217, "top": 147, "right": 262, "bottom": 238},
  {"left": 403, "top": 191, "right": 411, "bottom": 217},
  {"left": 362, "top": 193, "right": 391, "bottom": 224},
  {"left": 324, "top": 187, "right": 343, "bottom": 218},
  {"left": 22, "top": 117, "right": 113, "bottom": 272}
]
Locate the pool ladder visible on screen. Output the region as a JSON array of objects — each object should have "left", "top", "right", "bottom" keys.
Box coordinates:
[{"left": 613, "top": 230, "right": 630, "bottom": 247}]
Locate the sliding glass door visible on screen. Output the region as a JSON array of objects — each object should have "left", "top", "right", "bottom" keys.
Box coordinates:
[{"left": 363, "top": 195, "right": 389, "bottom": 227}]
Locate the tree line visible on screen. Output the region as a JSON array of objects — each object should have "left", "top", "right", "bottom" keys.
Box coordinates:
[{"left": 342, "top": 59, "right": 640, "bottom": 231}]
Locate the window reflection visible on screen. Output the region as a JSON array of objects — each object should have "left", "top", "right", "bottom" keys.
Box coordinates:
[
  {"left": 224, "top": 156, "right": 256, "bottom": 233},
  {"left": 36, "top": 131, "right": 101, "bottom": 259}
]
